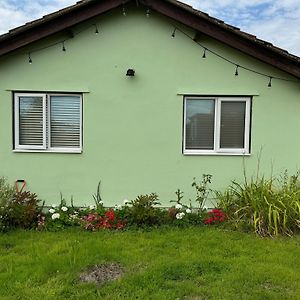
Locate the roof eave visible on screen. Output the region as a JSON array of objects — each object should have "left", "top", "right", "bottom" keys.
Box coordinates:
[
  {"left": 0, "top": 0, "right": 124, "bottom": 57},
  {"left": 0, "top": 0, "right": 299, "bottom": 79},
  {"left": 141, "top": 0, "right": 300, "bottom": 78}
]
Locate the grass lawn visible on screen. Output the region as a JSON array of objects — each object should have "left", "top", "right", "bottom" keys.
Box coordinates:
[{"left": 0, "top": 227, "right": 299, "bottom": 300}]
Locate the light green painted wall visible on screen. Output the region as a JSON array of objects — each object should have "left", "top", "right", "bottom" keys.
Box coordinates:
[{"left": 0, "top": 6, "right": 299, "bottom": 206}]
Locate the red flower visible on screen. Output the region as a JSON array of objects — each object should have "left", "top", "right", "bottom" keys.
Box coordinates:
[
  {"left": 81, "top": 208, "right": 125, "bottom": 231},
  {"left": 204, "top": 217, "right": 213, "bottom": 224},
  {"left": 204, "top": 208, "right": 226, "bottom": 225},
  {"left": 105, "top": 209, "right": 115, "bottom": 221}
]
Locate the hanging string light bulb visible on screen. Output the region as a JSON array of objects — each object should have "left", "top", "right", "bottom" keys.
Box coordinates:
[
  {"left": 94, "top": 24, "right": 99, "bottom": 34},
  {"left": 171, "top": 28, "right": 176, "bottom": 38},
  {"left": 235, "top": 65, "right": 239, "bottom": 76},
  {"left": 146, "top": 8, "right": 150, "bottom": 18},
  {"left": 202, "top": 48, "right": 207, "bottom": 58},
  {"left": 62, "top": 41, "right": 66, "bottom": 52},
  {"left": 28, "top": 53, "right": 32, "bottom": 64},
  {"left": 268, "top": 76, "right": 273, "bottom": 87},
  {"left": 122, "top": 6, "right": 126, "bottom": 16}
]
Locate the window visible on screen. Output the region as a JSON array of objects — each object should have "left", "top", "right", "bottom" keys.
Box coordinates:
[
  {"left": 183, "top": 96, "right": 251, "bottom": 155},
  {"left": 14, "top": 93, "right": 82, "bottom": 152}
]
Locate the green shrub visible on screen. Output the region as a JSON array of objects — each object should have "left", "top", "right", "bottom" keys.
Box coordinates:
[
  {"left": 0, "top": 189, "right": 43, "bottom": 231},
  {"left": 124, "top": 193, "right": 165, "bottom": 227},
  {"left": 0, "top": 177, "right": 15, "bottom": 205},
  {"left": 216, "top": 171, "right": 300, "bottom": 236},
  {"left": 0, "top": 177, "right": 15, "bottom": 231}
]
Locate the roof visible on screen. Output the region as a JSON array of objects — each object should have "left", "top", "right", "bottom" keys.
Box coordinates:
[{"left": 1, "top": 0, "right": 300, "bottom": 78}]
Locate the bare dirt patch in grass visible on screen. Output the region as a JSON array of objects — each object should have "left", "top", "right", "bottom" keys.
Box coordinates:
[{"left": 79, "top": 263, "right": 124, "bottom": 285}]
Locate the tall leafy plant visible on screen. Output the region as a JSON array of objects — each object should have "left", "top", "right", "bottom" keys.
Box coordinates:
[
  {"left": 217, "top": 171, "right": 300, "bottom": 236},
  {"left": 192, "top": 174, "right": 212, "bottom": 211},
  {"left": 93, "top": 181, "right": 104, "bottom": 209}
]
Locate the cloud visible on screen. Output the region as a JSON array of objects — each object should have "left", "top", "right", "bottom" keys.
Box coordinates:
[
  {"left": 0, "top": 0, "right": 75, "bottom": 33},
  {"left": 184, "top": 0, "right": 300, "bottom": 55}
]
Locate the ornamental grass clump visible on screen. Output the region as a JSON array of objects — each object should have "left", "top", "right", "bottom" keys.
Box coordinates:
[{"left": 216, "top": 171, "right": 300, "bottom": 236}]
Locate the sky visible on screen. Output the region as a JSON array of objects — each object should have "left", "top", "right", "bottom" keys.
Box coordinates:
[{"left": 0, "top": 0, "right": 299, "bottom": 56}]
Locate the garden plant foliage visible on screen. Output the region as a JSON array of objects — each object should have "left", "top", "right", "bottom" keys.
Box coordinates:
[
  {"left": 0, "top": 178, "right": 43, "bottom": 231},
  {"left": 0, "top": 171, "right": 299, "bottom": 237},
  {"left": 217, "top": 171, "right": 300, "bottom": 236}
]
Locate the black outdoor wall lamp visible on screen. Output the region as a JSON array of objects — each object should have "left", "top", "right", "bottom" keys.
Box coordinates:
[{"left": 126, "top": 69, "right": 135, "bottom": 76}]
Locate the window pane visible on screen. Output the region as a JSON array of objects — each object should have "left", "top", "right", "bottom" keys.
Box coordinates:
[
  {"left": 50, "top": 96, "right": 81, "bottom": 148},
  {"left": 19, "top": 96, "right": 44, "bottom": 146},
  {"left": 185, "top": 99, "right": 215, "bottom": 150},
  {"left": 220, "top": 101, "right": 246, "bottom": 149}
]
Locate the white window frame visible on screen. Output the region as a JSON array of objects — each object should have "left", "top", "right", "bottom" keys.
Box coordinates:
[
  {"left": 14, "top": 93, "right": 82, "bottom": 153},
  {"left": 183, "top": 96, "right": 251, "bottom": 155}
]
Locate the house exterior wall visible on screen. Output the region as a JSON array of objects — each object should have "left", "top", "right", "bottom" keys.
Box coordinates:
[{"left": 0, "top": 7, "right": 299, "bottom": 206}]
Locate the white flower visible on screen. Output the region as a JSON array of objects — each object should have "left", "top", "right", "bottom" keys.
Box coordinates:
[
  {"left": 99, "top": 201, "right": 104, "bottom": 205},
  {"left": 175, "top": 203, "right": 182, "bottom": 209},
  {"left": 51, "top": 204, "right": 57, "bottom": 208},
  {"left": 49, "top": 208, "right": 55, "bottom": 214},
  {"left": 123, "top": 199, "right": 130, "bottom": 205},
  {"left": 114, "top": 204, "right": 122, "bottom": 210},
  {"left": 51, "top": 213, "right": 60, "bottom": 220},
  {"left": 61, "top": 206, "right": 68, "bottom": 212},
  {"left": 186, "top": 208, "right": 192, "bottom": 214},
  {"left": 89, "top": 205, "right": 95, "bottom": 210},
  {"left": 176, "top": 212, "right": 185, "bottom": 219}
]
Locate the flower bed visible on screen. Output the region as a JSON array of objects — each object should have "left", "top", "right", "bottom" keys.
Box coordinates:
[{"left": 1, "top": 171, "right": 299, "bottom": 236}]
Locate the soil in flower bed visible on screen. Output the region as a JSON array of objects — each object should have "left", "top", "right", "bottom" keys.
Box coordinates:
[{"left": 79, "top": 262, "right": 124, "bottom": 285}]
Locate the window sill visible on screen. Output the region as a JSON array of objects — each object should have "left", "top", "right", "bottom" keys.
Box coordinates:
[
  {"left": 13, "top": 149, "right": 82, "bottom": 154},
  {"left": 183, "top": 151, "right": 250, "bottom": 156}
]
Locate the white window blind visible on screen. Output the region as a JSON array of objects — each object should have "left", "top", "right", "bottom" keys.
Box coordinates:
[
  {"left": 14, "top": 93, "right": 82, "bottom": 152},
  {"left": 19, "top": 96, "right": 44, "bottom": 146},
  {"left": 50, "top": 96, "right": 81, "bottom": 148}
]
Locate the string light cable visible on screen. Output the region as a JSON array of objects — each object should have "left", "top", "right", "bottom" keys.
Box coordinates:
[
  {"left": 25, "top": 22, "right": 100, "bottom": 63},
  {"left": 21, "top": 6, "right": 300, "bottom": 86},
  {"left": 171, "top": 26, "right": 300, "bottom": 85}
]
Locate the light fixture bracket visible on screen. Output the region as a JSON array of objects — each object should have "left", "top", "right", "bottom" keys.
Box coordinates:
[{"left": 126, "top": 69, "right": 135, "bottom": 76}]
